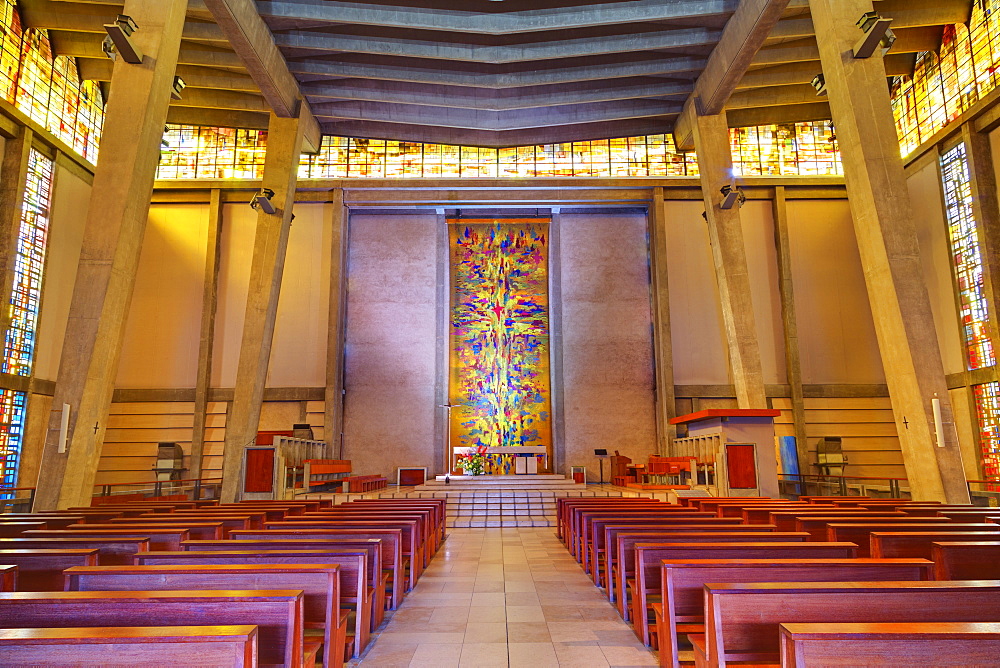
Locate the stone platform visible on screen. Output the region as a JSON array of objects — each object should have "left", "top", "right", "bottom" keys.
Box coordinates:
[{"left": 417, "top": 474, "right": 584, "bottom": 491}]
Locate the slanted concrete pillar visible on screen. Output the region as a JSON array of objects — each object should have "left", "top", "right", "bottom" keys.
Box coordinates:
[
  {"left": 648, "top": 187, "right": 676, "bottom": 452},
  {"left": 811, "top": 0, "right": 970, "bottom": 502},
  {"left": 33, "top": 0, "right": 188, "bottom": 510},
  {"left": 219, "top": 108, "right": 307, "bottom": 503},
  {"left": 692, "top": 111, "right": 767, "bottom": 409},
  {"left": 323, "top": 188, "right": 348, "bottom": 458},
  {"left": 190, "top": 189, "right": 224, "bottom": 479},
  {"left": 772, "top": 186, "right": 809, "bottom": 475}
]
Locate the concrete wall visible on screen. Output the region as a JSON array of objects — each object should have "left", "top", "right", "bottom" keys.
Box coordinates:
[{"left": 559, "top": 212, "right": 656, "bottom": 481}]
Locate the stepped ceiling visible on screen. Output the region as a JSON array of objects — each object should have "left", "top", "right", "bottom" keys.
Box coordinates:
[{"left": 30, "top": 0, "right": 969, "bottom": 147}]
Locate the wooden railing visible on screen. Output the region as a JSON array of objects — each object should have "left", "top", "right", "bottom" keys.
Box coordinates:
[{"left": 92, "top": 476, "right": 223, "bottom": 502}]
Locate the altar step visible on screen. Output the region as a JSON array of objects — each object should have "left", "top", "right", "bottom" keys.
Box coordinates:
[{"left": 417, "top": 474, "right": 585, "bottom": 491}]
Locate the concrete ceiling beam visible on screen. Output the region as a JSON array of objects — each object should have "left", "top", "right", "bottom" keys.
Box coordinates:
[
  {"left": 49, "top": 30, "right": 247, "bottom": 68},
  {"left": 273, "top": 27, "right": 722, "bottom": 64},
  {"left": 767, "top": 0, "right": 972, "bottom": 40},
  {"left": 77, "top": 58, "right": 260, "bottom": 91},
  {"left": 299, "top": 79, "right": 693, "bottom": 110},
  {"left": 21, "top": 0, "right": 227, "bottom": 41},
  {"left": 255, "top": 0, "right": 737, "bottom": 35}
]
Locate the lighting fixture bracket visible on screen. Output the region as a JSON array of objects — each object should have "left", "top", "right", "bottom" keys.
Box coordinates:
[{"left": 103, "top": 14, "right": 143, "bottom": 64}]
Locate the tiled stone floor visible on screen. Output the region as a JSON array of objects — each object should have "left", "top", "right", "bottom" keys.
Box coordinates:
[{"left": 351, "top": 527, "right": 658, "bottom": 667}]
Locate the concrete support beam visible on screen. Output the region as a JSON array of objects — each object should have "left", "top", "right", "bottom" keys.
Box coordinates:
[
  {"left": 49, "top": 31, "right": 245, "bottom": 69},
  {"left": 33, "top": 0, "right": 188, "bottom": 510},
  {"left": 674, "top": 0, "right": 791, "bottom": 151},
  {"left": 693, "top": 111, "right": 767, "bottom": 409},
  {"left": 190, "top": 189, "right": 223, "bottom": 479},
  {"left": 256, "top": 0, "right": 736, "bottom": 35},
  {"left": 772, "top": 186, "right": 809, "bottom": 474},
  {"left": 648, "top": 187, "right": 676, "bottom": 453},
  {"left": 811, "top": 0, "right": 970, "bottom": 502},
  {"left": 77, "top": 59, "right": 259, "bottom": 92},
  {"left": 203, "top": 0, "right": 302, "bottom": 117},
  {"left": 0, "top": 126, "right": 33, "bottom": 345},
  {"left": 219, "top": 108, "right": 307, "bottom": 503},
  {"left": 323, "top": 188, "right": 348, "bottom": 458}
]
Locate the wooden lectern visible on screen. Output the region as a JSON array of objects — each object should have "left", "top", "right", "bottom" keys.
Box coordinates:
[{"left": 609, "top": 451, "right": 631, "bottom": 479}]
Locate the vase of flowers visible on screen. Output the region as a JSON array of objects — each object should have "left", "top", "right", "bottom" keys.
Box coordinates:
[{"left": 458, "top": 445, "right": 489, "bottom": 475}]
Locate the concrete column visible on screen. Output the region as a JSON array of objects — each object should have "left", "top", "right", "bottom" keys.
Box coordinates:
[
  {"left": 323, "top": 188, "right": 348, "bottom": 458},
  {"left": 190, "top": 189, "right": 224, "bottom": 479},
  {"left": 33, "top": 0, "right": 188, "bottom": 510},
  {"left": 219, "top": 109, "right": 307, "bottom": 503},
  {"left": 772, "top": 186, "right": 809, "bottom": 474},
  {"left": 648, "top": 187, "right": 676, "bottom": 452},
  {"left": 692, "top": 111, "right": 767, "bottom": 409},
  {"left": 811, "top": 0, "right": 970, "bottom": 502}
]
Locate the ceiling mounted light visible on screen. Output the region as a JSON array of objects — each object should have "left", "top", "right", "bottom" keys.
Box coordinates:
[
  {"left": 103, "top": 14, "right": 142, "bottom": 64},
  {"left": 853, "top": 11, "right": 895, "bottom": 58},
  {"left": 171, "top": 76, "right": 186, "bottom": 100},
  {"left": 719, "top": 183, "right": 746, "bottom": 210},
  {"left": 811, "top": 73, "right": 827, "bottom": 96}
]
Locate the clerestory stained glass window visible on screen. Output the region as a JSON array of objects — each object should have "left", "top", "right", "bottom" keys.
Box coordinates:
[{"left": 973, "top": 382, "right": 1000, "bottom": 489}]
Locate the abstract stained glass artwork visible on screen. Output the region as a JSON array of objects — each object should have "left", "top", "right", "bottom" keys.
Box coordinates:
[{"left": 449, "top": 220, "right": 552, "bottom": 474}]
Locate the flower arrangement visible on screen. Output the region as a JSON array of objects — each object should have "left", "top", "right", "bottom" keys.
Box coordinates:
[{"left": 458, "top": 445, "right": 489, "bottom": 475}]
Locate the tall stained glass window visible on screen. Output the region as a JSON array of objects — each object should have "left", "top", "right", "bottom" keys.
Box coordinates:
[
  {"left": 973, "top": 383, "right": 1000, "bottom": 488},
  {"left": 0, "top": 148, "right": 52, "bottom": 495},
  {"left": 940, "top": 142, "right": 995, "bottom": 369},
  {"left": 158, "top": 122, "right": 842, "bottom": 180},
  {"left": 891, "top": 0, "right": 1000, "bottom": 156}
]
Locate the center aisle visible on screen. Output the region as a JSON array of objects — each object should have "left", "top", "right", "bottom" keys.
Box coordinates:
[{"left": 352, "top": 527, "right": 658, "bottom": 667}]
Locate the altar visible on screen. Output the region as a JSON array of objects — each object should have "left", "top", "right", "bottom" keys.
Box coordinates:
[{"left": 453, "top": 446, "right": 548, "bottom": 475}]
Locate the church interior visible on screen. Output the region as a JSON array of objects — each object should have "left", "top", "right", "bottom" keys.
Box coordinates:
[{"left": 0, "top": 0, "right": 999, "bottom": 665}]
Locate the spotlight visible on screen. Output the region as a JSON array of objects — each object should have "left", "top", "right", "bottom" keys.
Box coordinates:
[
  {"left": 250, "top": 188, "right": 276, "bottom": 214},
  {"left": 103, "top": 14, "right": 143, "bottom": 64},
  {"left": 701, "top": 211, "right": 707, "bottom": 222},
  {"left": 811, "top": 73, "right": 827, "bottom": 96},
  {"left": 853, "top": 11, "right": 895, "bottom": 59},
  {"left": 719, "top": 183, "right": 746, "bottom": 210},
  {"left": 101, "top": 35, "right": 117, "bottom": 61},
  {"left": 171, "top": 76, "right": 186, "bottom": 100}
]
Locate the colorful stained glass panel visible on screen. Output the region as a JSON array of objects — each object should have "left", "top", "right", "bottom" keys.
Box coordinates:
[
  {"left": 973, "top": 382, "right": 1000, "bottom": 489},
  {"left": 449, "top": 220, "right": 552, "bottom": 473}
]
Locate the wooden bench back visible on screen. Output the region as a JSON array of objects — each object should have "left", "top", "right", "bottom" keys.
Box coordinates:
[
  {"left": 0, "top": 624, "right": 257, "bottom": 666},
  {"left": 931, "top": 541, "right": 1000, "bottom": 579},
  {"left": 0, "top": 589, "right": 300, "bottom": 667},
  {"left": 768, "top": 510, "right": 906, "bottom": 532},
  {"left": 658, "top": 558, "right": 932, "bottom": 668},
  {"left": 0, "top": 549, "right": 98, "bottom": 591},
  {"left": 827, "top": 523, "right": 1000, "bottom": 556},
  {"left": 705, "top": 581, "right": 1000, "bottom": 667},
  {"left": 0, "top": 537, "right": 149, "bottom": 565},
  {"left": 25, "top": 528, "right": 191, "bottom": 552},
  {"left": 871, "top": 531, "right": 1000, "bottom": 559}
]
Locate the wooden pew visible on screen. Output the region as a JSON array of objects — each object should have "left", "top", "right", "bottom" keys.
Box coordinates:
[
  {"left": 931, "top": 541, "right": 1000, "bottom": 580},
  {"left": 612, "top": 531, "right": 810, "bottom": 619},
  {"left": 187, "top": 529, "right": 406, "bottom": 609},
  {"left": 827, "top": 522, "right": 1000, "bottom": 557},
  {"left": 566, "top": 504, "right": 670, "bottom": 557},
  {"left": 119, "top": 515, "right": 252, "bottom": 535},
  {"left": 0, "top": 549, "right": 98, "bottom": 591},
  {"left": 779, "top": 621, "right": 1000, "bottom": 667},
  {"left": 934, "top": 509, "right": 1000, "bottom": 522},
  {"left": 25, "top": 528, "right": 191, "bottom": 552},
  {"left": 0, "top": 515, "right": 86, "bottom": 529},
  {"left": 870, "top": 531, "right": 1000, "bottom": 559},
  {"left": 630, "top": 542, "right": 857, "bottom": 647},
  {"left": 0, "top": 625, "right": 258, "bottom": 666},
  {"left": 602, "top": 524, "right": 780, "bottom": 602},
  {"left": 655, "top": 558, "right": 933, "bottom": 668},
  {"left": 0, "top": 564, "right": 15, "bottom": 590},
  {"left": 344, "top": 500, "right": 447, "bottom": 542},
  {"left": 740, "top": 505, "right": 835, "bottom": 524},
  {"left": 696, "top": 581, "right": 1000, "bottom": 668},
  {"left": 0, "top": 589, "right": 306, "bottom": 667},
  {"left": 242, "top": 524, "right": 421, "bottom": 590},
  {"left": 767, "top": 509, "right": 906, "bottom": 532},
  {"left": 794, "top": 515, "right": 941, "bottom": 541},
  {"left": 96, "top": 521, "right": 224, "bottom": 541},
  {"left": 171, "top": 540, "right": 387, "bottom": 631},
  {"left": 65, "top": 561, "right": 356, "bottom": 663},
  {"left": 0, "top": 521, "right": 47, "bottom": 536},
  {"left": 575, "top": 511, "right": 738, "bottom": 572},
  {"left": 297, "top": 511, "right": 434, "bottom": 562},
  {"left": 34, "top": 510, "right": 124, "bottom": 523},
  {"left": 589, "top": 517, "right": 752, "bottom": 585},
  {"left": 306, "top": 509, "right": 438, "bottom": 555},
  {"left": 0, "top": 538, "right": 149, "bottom": 565},
  {"left": 162, "top": 510, "right": 266, "bottom": 529},
  {"left": 556, "top": 499, "right": 664, "bottom": 544},
  {"left": 693, "top": 498, "right": 795, "bottom": 516}
]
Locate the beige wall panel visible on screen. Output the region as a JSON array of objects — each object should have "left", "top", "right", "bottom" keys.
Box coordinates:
[
  {"left": 740, "top": 200, "right": 786, "bottom": 384},
  {"left": 787, "top": 200, "right": 884, "bottom": 384},
  {"left": 560, "top": 212, "right": 656, "bottom": 481},
  {"left": 213, "top": 203, "right": 256, "bottom": 387},
  {"left": 908, "top": 160, "right": 965, "bottom": 375},
  {"left": 268, "top": 202, "right": 329, "bottom": 388},
  {"left": 343, "top": 214, "right": 438, "bottom": 476},
  {"left": 116, "top": 204, "right": 207, "bottom": 388},
  {"left": 949, "top": 386, "right": 982, "bottom": 481},
  {"left": 802, "top": 397, "right": 893, "bottom": 410},
  {"left": 664, "top": 200, "right": 729, "bottom": 384},
  {"left": 109, "top": 402, "right": 199, "bottom": 414},
  {"left": 34, "top": 165, "right": 91, "bottom": 381},
  {"left": 258, "top": 401, "right": 302, "bottom": 432}
]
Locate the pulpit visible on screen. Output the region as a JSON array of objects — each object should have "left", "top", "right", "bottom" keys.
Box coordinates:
[{"left": 609, "top": 451, "right": 632, "bottom": 480}]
